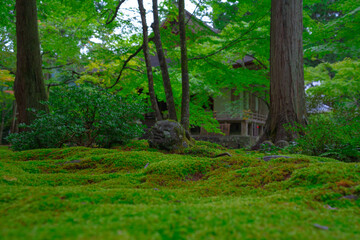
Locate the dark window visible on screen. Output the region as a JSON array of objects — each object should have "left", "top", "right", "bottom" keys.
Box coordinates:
[{"left": 230, "top": 123, "right": 242, "bottom": 135}]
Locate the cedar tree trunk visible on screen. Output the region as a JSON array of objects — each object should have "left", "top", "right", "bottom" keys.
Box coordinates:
[
  {"left": 179, "top": 0, "right": 190, "bottom": 131},
  {"left": 152, "top": 0, "right": 177, "bottom": 121},
  {"left": 15, "top": 0, "right": 48, "bottom": 127},
  {"left": 0, "top": 103, "right": 6, "bottom": 145},
  {"left": 11, "top": 101, "right": 18, "bottom": 133},
  {"left": 138, "top": 0, "right": 162, "bottom": 121},
  {"left": 254, "top": 0, "right": 305, "bottom": 147}
]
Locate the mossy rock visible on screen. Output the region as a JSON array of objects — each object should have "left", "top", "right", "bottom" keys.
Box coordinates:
[
  {"left": 275, "top": 140, "right": 290, "bottom": 148},
  {"left": 262, "top": 140, "right": 274, "bottom": 147},
  {"left": 148, "top": 120, "right": 192, "bottom": 151}
]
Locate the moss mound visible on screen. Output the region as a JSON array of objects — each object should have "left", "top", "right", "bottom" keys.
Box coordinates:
[{"left": 1, "top": 143, "right": 359, "bottom": 239}]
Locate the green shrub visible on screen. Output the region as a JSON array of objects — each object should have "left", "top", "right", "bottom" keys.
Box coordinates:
[
  {"left": 288, "top": 110, "right": 360, "bottom": 162},
  {"left": 7, "top": 84, "right": 147, "bottom": 151}
]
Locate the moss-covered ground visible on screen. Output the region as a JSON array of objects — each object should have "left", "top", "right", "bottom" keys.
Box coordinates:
[{"left": 1, "top": 141, "right": 359, "bottom": 239}]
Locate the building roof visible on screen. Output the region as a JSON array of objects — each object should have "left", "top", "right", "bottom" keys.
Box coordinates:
[
  {"left": 235, "top": 55, "right": 255, "bottom": 65},
  {"left": 149, "top": 55, "right": 172, "bottom": 68},
  {"left": 160, "top": 6, "right": 220, "bottom": 36},
  {"left": 184, "top": 9, "right": 220, "bottom": 34},
  {"left": 150, "top": 7, "right": 217, "bottom": 68},
  {"left": 149, "top": 7, "right": 260, "bottom": 69}
]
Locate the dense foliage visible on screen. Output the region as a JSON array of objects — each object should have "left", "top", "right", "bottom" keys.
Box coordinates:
[
  {"left": 0, "top": 0, "right": 359, "bottom": 159},
  {"left": 288, "top": 109, "right": 360, "bottom": 162},
  {"left": 7, "top": 85, "right": 147, "bottom": 151}
]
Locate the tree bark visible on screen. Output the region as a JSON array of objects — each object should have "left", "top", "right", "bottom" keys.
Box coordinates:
[
  {"left": 254, "top": 0, "right": 305, "bottom": 148},
  {"left": 152, "top": 0, "right": 177, "bottom": 121},
  {"left": 179, "top": 0, "right": 190, "bottom": 131},
  {"left": 0, "top": 103, "right": 6, "bottom": 145},
  {"left": 10, "top": 101, "right": 18, "bottom": 133},
  {"left": 15, "top": 0, "right": 48, "bottom": 127},
  {"left": 138, "top": 0, "right": 162, "bottom": 121}
]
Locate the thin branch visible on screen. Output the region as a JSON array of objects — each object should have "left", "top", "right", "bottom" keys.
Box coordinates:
[
  {"left": 42, "top": 62, "right": 74, "bottom": 70},
  {"left": 41, "top": 51, "right": 50, "bottom": 56},
  {"left": 203, "top": 58, "right": 269, "bottom": 109},
  {"left": 124, "top": 66, "right": 144, "bottom": 74},
  {"left": 190, "top": 36, "right": 265, "bottom": 60},
  {"left": 248, "top": 54, "right": 268, "bottom": 69},
  {"left": 107, "top": 37, "right": 154, "bottom": 89},
  {"left": 189, "top": 14, "right": 268, "bottom": 61},
  {"left": 185, "top": 0, "right": 201, "bottom": 26},
  {"left": 106, "top": 0, "right": 127, "bottom": 25},
  {"left": 106, "top": 45, "right": 143, "bottom": 89},
  {"left": 46, "top": 79, "right": 73, "bottom": 88},
  {"left": 71, "top": 14, "right": 98, "bottom": 37},
  {"left": 46, "top": 78, "right": 75, "bottom": 93},
  {"left": 249, "top": 91, "right": 270, "bottom": 109}
]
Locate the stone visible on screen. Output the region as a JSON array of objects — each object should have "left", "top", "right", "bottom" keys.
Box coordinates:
[
  {"left": 340, "top": 195, "right": 359, "bottom": 200},
  {"left": 313, "top": 224, "right": 329, "bottom": 230},
  {"left": 213, "top": 152, "right": 232, "bottom": 158},
  {"left": 144, "top": 162, "right": 149, "bottom": 169},
  {"left": 324, "top": 205, "right": 337, "bottom": 210},
  {"left": 259, "top": 140, "right": 275, "bottom": 151},
  {"left": 262, "top": 140, "right": 274, "bottom": 147},
  {"left": 275, "top": 140, "right": 290, "bottom": 148},
  {"left": 148, "top": 120, "right": 190, "bottom": 151}
]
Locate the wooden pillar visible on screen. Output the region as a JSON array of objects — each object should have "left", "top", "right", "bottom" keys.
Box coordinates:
[
  {"left": 241, "top": 120, "right": 248, "bottom": 136},
  {"left": 248, "top": 122, "right": 253, "bottom": 136}
]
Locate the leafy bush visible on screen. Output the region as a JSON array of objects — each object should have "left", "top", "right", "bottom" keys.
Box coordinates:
[
  {"left": 288, "top": 108, "right": 360, "bottom": 162},
  {"left": 7, "top": 84, "right": 147, "bottom": 151}
]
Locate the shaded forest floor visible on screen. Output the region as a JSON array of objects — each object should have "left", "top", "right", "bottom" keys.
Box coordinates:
[{"left": 0, "top": 141, "right": 359, "bottom": 239}]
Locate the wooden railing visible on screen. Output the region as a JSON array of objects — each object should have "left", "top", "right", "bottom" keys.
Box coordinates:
[
  {"left": 215, "top": 111, "right": 267, "bottom": 123},
  {"left": 200, "top": 123, "right": 230, "bottom": 136}
]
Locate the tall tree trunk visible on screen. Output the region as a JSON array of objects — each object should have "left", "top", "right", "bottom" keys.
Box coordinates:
[
  {"left": 254, "top": 0, "right": 305, "bottom": 148},
  {"left": 0, "top": 103, "right": 6, "bottom": 145},
  {"left": 152, "top": 0, "right": 177, "bottom": 121},
  {"left": 14, "top": 0, "right": 48, "bottom": 127},
  {"left": 11, "top": 101, "right": 18, "bottom": 133},
  {"left": 138, "top": 0, "right": 162, "bottom": 121},
  {"left": 179, "top": 0, "right": 190, "bottom": 131}
]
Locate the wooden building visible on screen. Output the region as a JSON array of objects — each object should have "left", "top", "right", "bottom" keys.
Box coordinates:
[
  {"left": 146, "top": 7, "right": 269, "bottom": 143},
  {"left": 191, "top": 55, "right": 268, "bottom": 139}
]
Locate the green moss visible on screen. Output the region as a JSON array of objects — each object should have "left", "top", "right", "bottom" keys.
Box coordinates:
[
  {"left": 183, "top": 140, "right": 226, "bottom": 157},
  {"left": 116, "top": 139, "right": 154, "bottom": 151},
  {"left": 288, "top": 163, "right": 360, "bottom": 186},
  {"left": 1, "top": 142, "right": 360, "bottom": 239},
  {"left": 12, "top": 147, "right": 114, "bottom": 161},
  {"left": 145, "top": 157, "right": 217, "bottom": 178}
]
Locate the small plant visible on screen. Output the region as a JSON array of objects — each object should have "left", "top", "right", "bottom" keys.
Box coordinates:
[
  {"left": 7, "top": 84, "right": 148, "bottom": 151},
  {"left": 259, "top": 141, "right": 280, "bottom": 154}
]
